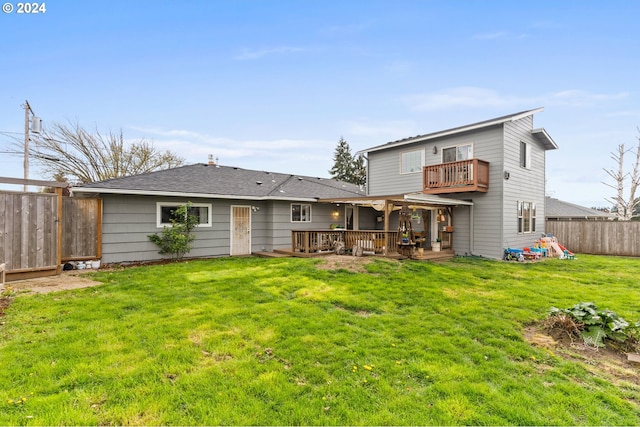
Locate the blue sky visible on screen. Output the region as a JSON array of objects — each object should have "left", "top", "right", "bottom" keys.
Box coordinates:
[{"left": 1, "top": 0, "right": 638, "bottom": 207}]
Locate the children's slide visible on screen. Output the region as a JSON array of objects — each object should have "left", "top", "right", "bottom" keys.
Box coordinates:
[{"left": 548, "top": 241, "right": 574, "bottom": 258}]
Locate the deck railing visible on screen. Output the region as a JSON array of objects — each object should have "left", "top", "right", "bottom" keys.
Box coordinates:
[
  {"left": 422, "top": 159, "right": 489, "bottom": 194},
  {"left": 291, "top": 230, "right": 399, "bottom": 254}
]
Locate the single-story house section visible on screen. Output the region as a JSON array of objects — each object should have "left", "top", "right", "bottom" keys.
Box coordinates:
[
  {"left": 73, "top": 163, "right": 368, "bottom": 264},
  {"left": 545, "top": 197, "right": 615, "bottom": 221}
]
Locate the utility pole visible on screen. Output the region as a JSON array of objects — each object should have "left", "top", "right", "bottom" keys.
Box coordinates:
[
  {"left": 22, "top": 100, "right": 41, "bottom": 192},
  {"left": 24, "top": 101, "right": 31, "bottom": 191}
]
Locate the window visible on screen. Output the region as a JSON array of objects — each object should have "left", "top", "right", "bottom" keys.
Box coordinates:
[
  {"left": 291, "top": 203, "right": 312, "bottom": 222},
  {"left": 400, "top": 150, "right": 424, "bottom": 174},
  {"left": 156, "top": 202, "right": 212, "bottom": 228},
  {"left": 520, "top": 141, "right": 532, "bottom": 169},
  {"left": 517, "top": 201, "right": 536, "bottom": 234},
  {"left": 442, "top": 143, "right": 473, "bottom": 163}
]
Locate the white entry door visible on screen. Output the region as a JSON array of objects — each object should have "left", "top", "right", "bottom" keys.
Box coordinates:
[{"left": 231, "top": 205, "right": 251, "bottom": 255}]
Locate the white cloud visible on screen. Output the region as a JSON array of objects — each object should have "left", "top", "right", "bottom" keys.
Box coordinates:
[
  {"left": 129, "top": 126, "right": 335, "bottom": 175},
  {"left": 233, "top": 46, "right": 306, "bottom": 60},
  {"left": 404, "top": 87, "right": 629, "bottom": 111},
  {"left": 473, "top": 31, "right": 510, "bottom": 40}
]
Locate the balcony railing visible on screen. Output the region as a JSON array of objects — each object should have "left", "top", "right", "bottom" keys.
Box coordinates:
[
  {"left": 422, "top": 159, "right": 489, "bottom": 194},
  {"left": 291, "top": 230, "right": 399, "bottom": 255}
]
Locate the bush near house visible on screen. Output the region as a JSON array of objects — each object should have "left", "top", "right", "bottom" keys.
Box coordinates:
[{"left": 148, "top": 202, "right": 198, "bottom": 260}]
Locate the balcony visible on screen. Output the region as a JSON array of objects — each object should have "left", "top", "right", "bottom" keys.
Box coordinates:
[{"left": 422, "top": 159, "right": 489, "bottom": 194}]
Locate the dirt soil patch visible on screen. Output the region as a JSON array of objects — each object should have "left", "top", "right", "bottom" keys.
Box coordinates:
[
  {"left": 525, "top": 324, "right": 640, "bottom": 387},
  {"left": 315, "top": 254, "right": 399, "bottom": 273},
  {"left": 4, "top": 271, "right": 103, "bottom": 295}
]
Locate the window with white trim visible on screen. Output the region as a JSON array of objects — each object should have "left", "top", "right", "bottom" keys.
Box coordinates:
[
  {"left": 517, "top": 201, "right": 536, "bottom": 234},
  {"left": 291, "top": 203, "right": 312, "bottom": 222},
  {"left": 520, "top": 141, "right": 532, "bottom": 169},
  {"left": 442, "top": 143, "right": 473, "bottom": 163},
  {"left": 400, "top": 150, "right": 425, "bottom": 174},
  {"left": 156, "top": 202, "right": 212, "bottom": 228}
]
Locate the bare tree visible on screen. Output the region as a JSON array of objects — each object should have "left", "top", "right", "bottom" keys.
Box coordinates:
[
  {"left": 603, "top": 129, "right": 640, "bottom": 220},
  {"left": 24, "top": 121, "right": 184, "bottom": 183}
]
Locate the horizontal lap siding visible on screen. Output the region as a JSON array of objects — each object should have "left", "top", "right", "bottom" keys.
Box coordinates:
[
  {"left": 101, "top": 195, "right": 342, "bottom": 262},
  {"left": 368, "top": 148, "right": 423, "bottom": 196},
  {"left": 101, "top": 195, "right": 231, "bottom": 263},
  {"left": 502, "top": 118, "right": 547, "bottom": 252}
]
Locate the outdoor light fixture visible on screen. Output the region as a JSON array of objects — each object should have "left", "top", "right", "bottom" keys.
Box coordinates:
[{"left": 432, "top": 146, "right": 438, "bottom": 154}]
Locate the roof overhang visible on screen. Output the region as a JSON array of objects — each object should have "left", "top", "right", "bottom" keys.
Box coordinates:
[
  {"left": 318, "top": 192, "right": 473, "bottom": 210},
  {"left": 72, "top": 187, "right": 319, "bottom": 202},
  {"left": 532, "top": 128, "right": 558, "bottom": 150}
]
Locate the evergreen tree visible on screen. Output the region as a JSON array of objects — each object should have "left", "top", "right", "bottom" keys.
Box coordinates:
[
  {"left": 329, "top": 137, "right": 355, "bottom": 182},
  {"left": 352, "top": 153, "right": 367, "bottom": 186}
]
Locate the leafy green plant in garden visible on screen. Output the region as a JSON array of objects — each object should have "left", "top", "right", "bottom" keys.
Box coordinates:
[
  {"left": 547, "top": 302, "right": 638, "bottom": 348},
  {"left": 148, "top": 202, "right": 198, "bottom": 260}
]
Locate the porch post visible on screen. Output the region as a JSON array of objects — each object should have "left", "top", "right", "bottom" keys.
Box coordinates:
[{"left": 384, "top": 200, "right": 392, "bottom": 253}]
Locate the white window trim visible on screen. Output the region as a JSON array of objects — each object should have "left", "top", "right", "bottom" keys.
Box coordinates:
[
  {"left": 400, "top": 149, "right": 425, "bottom": 174},
  {"left": 518, "top": 141, "right": 531, "bottom": 169},
  {"left": 517, "top": 201, "right": 536, "bottom": 234},
  {"left": 441, "top": 143, "right": 474, "bottom": 163},
  {"left": 290, "top": 203, "right": 312, "bottom": 223},
  {"left": 156, "top": 202, "right": 212, "bottom": 228}
]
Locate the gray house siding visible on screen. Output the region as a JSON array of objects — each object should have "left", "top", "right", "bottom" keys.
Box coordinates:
[
  {"left": 368, "top": 147, "right": 424, "bottom": 196},
  {"left": 100, "top": 195, "right": 344, "bottom": 263},
  {"left": 501, "top": 118, "right": 547, "bottom": 252}
]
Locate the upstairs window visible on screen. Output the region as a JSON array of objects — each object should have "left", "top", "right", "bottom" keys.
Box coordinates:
[
  {"left": 291, "top": 203, "right": 312, "bottom": 222},
  {"left": 442, "top": 143, "right": 473, "bottom": 163},
  {"left": 400, "top": 150, "right": 424, "bottom": 174},
  {"left": 520, "top": 141, "right": 532, "bottom": 169}
]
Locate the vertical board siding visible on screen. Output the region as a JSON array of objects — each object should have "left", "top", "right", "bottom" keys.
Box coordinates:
[
  {"left": 61, "top": 197, "right": 101, "bottom": 260},
  {"left": 0, "top": 192, "right": 101, "bottom": 274},
  {"left": 0, "top": 192, "right": 58, "bottom": 271},
  {"left": 546, "top": 220, "right": 640, "bottom": 257}
]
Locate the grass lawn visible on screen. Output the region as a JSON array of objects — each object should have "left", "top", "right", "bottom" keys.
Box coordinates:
[{"left": 1, "top": 254, "right": 639, "bottom": 425}]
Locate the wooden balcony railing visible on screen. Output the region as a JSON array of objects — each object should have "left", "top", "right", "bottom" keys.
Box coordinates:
[
  {"left": 291, "top": 230, "right": 398, "bottom": 255},
  {"left": 422, "top": 159, "right": 489, "bottom": 194}
]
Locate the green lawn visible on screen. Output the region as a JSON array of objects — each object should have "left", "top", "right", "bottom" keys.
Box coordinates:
[{"left": 1, "top": 255, "right": 639, "bottom": 425}]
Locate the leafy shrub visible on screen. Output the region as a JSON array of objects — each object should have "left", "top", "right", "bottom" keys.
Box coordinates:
[
  {"left": 547, "top": 302, "right": 638, "bottom": 348},
  {"left": 148, "top": 202, "right": 199, "bottom": 260}
]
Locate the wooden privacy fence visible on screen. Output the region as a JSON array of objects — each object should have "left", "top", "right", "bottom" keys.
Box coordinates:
[
  {"left": 62, "top": 197, "right": 102, "bottom": 261},
  {"left": 0, "top": 177, "right": 101, "bottom": 281},
  {"left": 546, "top": 220, "right": 640, "bottom": 257}
]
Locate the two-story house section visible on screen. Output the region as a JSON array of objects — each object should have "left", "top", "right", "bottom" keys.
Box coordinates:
[{"left": 361, "top": 108, "right": 558, "bottom": 259}]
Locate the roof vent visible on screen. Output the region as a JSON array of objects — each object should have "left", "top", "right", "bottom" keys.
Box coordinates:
[
  {"left": 256, "top": 181, "right": 263, "bottom": 185},
  {"left": 208, "top": 154, "right": 215, "bottom": 165},
  {"left": 297, "top": 177, "right": 303, "bottom": 181}
]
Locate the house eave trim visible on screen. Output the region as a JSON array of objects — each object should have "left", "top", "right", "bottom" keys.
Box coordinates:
[{"left": 72, "top": 187, "right": 319, "bottom": 202}]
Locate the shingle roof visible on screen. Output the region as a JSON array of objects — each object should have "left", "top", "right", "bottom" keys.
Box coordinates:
[
  {"left": 73, "top": 163, "right": 366, "bottom": 200},
  {"left": 545, "top": 197, "right": 614, "bottom": 220}
]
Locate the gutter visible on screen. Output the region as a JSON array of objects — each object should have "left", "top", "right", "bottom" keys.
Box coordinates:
[{"left": 72, "top": 187, "right": 320, "bottom": 202}]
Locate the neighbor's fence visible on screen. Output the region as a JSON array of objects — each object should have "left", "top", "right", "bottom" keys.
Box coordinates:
[{"left": 546, "top": 220, "right": 640, "bottom": 257}]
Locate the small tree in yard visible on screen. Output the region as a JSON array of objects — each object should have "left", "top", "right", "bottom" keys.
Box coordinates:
[{"left": 148, "top": 202, "right": 198, "bottom": 260}]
